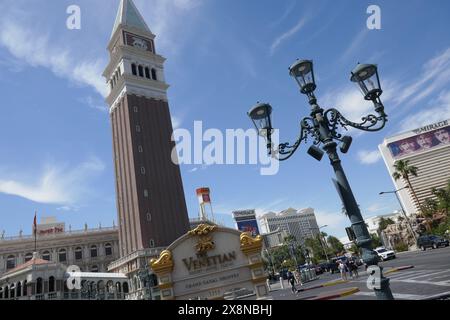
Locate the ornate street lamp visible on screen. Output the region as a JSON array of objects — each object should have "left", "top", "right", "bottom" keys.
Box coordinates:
[{"left": 248, "top": 59, "right": 394, "bottom": 300}]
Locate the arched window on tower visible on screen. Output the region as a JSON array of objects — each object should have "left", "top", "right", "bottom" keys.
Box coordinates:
[
  {"left": 131, "top": 63, "right": 137, "bottom": 76},
  {"left": 151, "top": 68, "right": 157, "bottom": 81},
  {"left": 145, "top": 67, "right": 150, "bottom": 79},
  {"left": 138, "top": 65, "right": 144, "bottom": 77}
]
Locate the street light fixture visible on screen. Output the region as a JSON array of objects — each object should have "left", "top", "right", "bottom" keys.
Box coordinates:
[
  {"left": 379, "top": 186, "right": 418, "bottom": 243},
  {"left": 309, "top": 225, "right": 329, "bottom": 262},
  {"left": 247, "top": 59, "right": 394, "bottom": 300}
]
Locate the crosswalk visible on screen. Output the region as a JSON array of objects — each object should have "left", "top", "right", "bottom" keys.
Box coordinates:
[
  {"left": 352, "top": 268, "right": 450, "bottom": 300},
  {"left": 383, "top": 268, "right": 450, "bottom": 286}
]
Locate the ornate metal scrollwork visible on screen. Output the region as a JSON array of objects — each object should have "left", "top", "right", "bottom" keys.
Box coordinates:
[
  {"left": 268, "top": 100, "right": 387, "bottom": 161},
  {"left": 324, "top": 107, "right": 387, "bottom": 136}
]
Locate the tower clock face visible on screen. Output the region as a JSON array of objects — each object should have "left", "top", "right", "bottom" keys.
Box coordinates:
[{"left": 132, "top": 37, "right": 148, "bottom": 50}]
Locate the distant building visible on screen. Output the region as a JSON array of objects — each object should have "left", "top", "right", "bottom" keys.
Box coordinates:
[
  {"left": 232, "top": 209, "right": 260, "bottom": 236},
  {"left": 0, "top": 253, "right": 128, "bottom": 300},
  {"left": 0, "top": 217, "right": 119, "bottom": 277},
  {"left": 365, "top": 211, "right": 403, "bottom": 235},
  {"left": 261, "top": 229, "right": 289, "bottom": 249},
  {"left": 379, "top": 119, "right": 450, "bottom": 215},
  {"left": 258, "top": 208, "right": 319, "bottom": 245}
]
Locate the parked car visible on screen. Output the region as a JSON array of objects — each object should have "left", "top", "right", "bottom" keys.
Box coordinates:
[
  {"left": 374, "top": 247, "right": 396, "bottom": 261},
  {"left": 313, "top": 265, "right": 324, "bottom": 275},
  {"left": 417, "top": 235, "right": 450, "bottom": 250}
]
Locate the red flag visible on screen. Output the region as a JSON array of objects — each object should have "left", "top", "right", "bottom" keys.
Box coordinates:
[{"left": 33, "top": 212, "right": 37, "bottom": 234}]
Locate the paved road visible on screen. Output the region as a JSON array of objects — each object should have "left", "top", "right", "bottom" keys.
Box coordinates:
[{"left": 267, "top": 246, "right": 450, "bottom": 300}]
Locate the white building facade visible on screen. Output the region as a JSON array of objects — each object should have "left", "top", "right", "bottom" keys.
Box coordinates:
[
  {"left": 258, "top": 208, "right": 320, "bottom": 245},
  {"left": 379, "top": 119, "right": 450, "bottom": 215},
  {"left": 0, "top": 218, "right": 120, "bottom": 277}
]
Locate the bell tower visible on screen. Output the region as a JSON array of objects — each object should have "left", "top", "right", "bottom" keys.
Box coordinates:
[{"left": 103, "top": 0, "right": 190, "bottom": 258}]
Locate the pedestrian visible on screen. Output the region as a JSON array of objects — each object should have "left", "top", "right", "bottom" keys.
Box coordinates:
[
  {"left": 348, "top": 259, "right": 357, "bottom": 279},
  {"left": 289, "top": 274, "right": 297, "bottom": 294},
  {"left": 346, "top": 260, "right": 353, "bottom": 279},
  {"left": 294, "top": 270, "right": 303, "bottom": 286},
  {"left": 338, "top": 260, "right": 347, "bottom": 280},
  {"left": 352, "top": 261, "right": 359, "bottom": 279}
]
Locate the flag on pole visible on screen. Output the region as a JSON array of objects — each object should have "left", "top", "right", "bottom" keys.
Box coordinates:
[
  {"left": 33, "top": 211, "right": 37, "bottom": 253},
  {"left": 33, "top": 211, "right": 37, "bottom": 234}
]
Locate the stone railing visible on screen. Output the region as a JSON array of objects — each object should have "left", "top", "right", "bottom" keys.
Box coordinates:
[
  {"left": 107, "top": 248, "right": 162, "bottom": 271},
  {"left": 0, "top": 227, "right": 118, "bottom": 242}
]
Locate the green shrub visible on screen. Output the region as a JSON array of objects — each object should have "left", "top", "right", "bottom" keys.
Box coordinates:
[{"left": 394, "top": 242, "right": 409, "bottom": 252}]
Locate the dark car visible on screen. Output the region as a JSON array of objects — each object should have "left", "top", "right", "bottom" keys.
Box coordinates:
[
  {"left": 417, "top": 235, "right": 450, "bottom": 250},
  {"left": 319, "top": 261, "right": 339, "bottom": 274}
]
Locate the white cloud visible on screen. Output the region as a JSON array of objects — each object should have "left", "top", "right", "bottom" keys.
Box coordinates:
[
  {"left": 394, "top": 48, "right": 450, "bottom": 107},
  {"left": 0, "top": 157, "right": 105, "bottom": 205},
  {"left": 320, "top": 85, "right": 374, "bottom": 122},
  {"left": 0, "top": 19, "right": 107, "bottom": 97},
  {"left": 137, "top": 0, "right": 203, "bottom": 53},
  {"left": 339, "top": 29, "right": 369, "bottom": 62},
  {"left": 315, "top": 210, "right": 347, "bottom": 229},
  {"left": 357, "top": 149, "right": 382, "bottom": 165},
  {"left": 398, "top": 90, "right": 450, "bottom": 132},
  {"left": 270, "top": 17, "right": 308, "bottom": 56},
  {"left": 188, "top": 167, "right": 198, "bottom": 173},
  {"left": 81, "top": 96, "right": 108, "bottom": 112}
]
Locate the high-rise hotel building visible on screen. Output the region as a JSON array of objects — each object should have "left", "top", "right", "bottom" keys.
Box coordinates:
[{"left": 379, "top": 119, "right": 450, "bottom": 215}]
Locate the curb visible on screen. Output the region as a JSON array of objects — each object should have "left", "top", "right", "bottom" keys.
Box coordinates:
[
  {"left": 384, "top": 265, "right": 414, "bottom": 275},
  {"left": 297, "top": 280, "right": 349, "bottom": 293},
  {"left": 302, "top": 287, "right": 360, "bottom": 300},
  {"left": 422, "top": 291, "right": 450, "bottom": 300}
]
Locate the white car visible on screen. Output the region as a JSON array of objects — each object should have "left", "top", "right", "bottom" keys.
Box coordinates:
[{"left": 374, "top": 247, "right": 396, "bottom": 261}]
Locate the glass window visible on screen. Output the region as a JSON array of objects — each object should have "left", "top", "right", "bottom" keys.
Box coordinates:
[
  {"left": 138, "top": 145, "right": 143, "bottom": 153},
  {"left": 144, "top": 189, "right": 149, "bottom": 198},
  {"left": 145, "top": 67, "right": 150, "bottom": 79},
  {"left": 91, "top": 265, "right": 99, "bottom": 273},
  {"left": 136, "top": 125, "right": 141, "bottom": 133},
  {"left": 59, "top": 249, "right": 67, "bottom": 262},
  {"left": 149, "top": 239, "right": 155, "bottom": 248},
  {"left": 147, "top": 212, "right": 152, "bottom": 222},
  {"left": 141, "top": 167, "right": 146, "bottom": 175},
  {"left": 134, "top": 106, "right": 138, "bottom": 113},
  {"left": 90, "top": 245, "right": 98, "bottom": 258},
  {"left": 151, "top": 69, "right": 157, "bottom": 81},
  {"left": 24, "top": 253, "right": 33, "bottom": 263},
  {"left": 138, "top": 65, "right": 144, "bottom": 77},
  {"left": 6, "top": 255, "right": 15, "bottom": 270},
  {"left": 131, "top": 64, "right": 137, "bottom": 76},
  {"left": 105, "top": 243, "right": 113, "bottom": 256},
  {"left": 75, "top": 247, "right": 83, "bottom": 260},
  {"left": 42, "top": 251, "right": 51, "bottom": 261}
]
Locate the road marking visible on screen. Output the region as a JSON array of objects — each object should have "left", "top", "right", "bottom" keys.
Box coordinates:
[
  {"left": 406, "top": 270, "right": 450, "bottom": 280},
  {"left": 355, "top": 291, "right": 426, "bottom": 300}
]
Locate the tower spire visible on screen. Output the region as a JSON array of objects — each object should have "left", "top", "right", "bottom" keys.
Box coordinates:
[{"left": 111, "top": 0, "right": 152, "bottom": 39}]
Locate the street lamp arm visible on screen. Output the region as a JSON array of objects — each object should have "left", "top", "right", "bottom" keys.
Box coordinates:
[
  {"left": 276, "top": 117, "right": 312, "bottom": 161},
  {"left": 324, "top": 103, "right": 387, "bottom": 134}
]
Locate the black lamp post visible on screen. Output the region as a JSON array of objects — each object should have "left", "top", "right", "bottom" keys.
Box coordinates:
[{"left": 248, "top": 59, "right": 394, "bottom": 300}]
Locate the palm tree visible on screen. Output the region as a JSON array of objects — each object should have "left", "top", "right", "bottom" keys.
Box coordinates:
[
  {"left": 432, "top": 179, "right": 450, "bottom": 216},
  {"left": 392, "top": 160, "right": 421, "bottom": 211}
]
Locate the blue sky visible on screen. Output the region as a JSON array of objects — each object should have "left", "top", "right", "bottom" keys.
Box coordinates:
[{"left": 1, "top": 0, "right": 450, "bottom": 242}]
